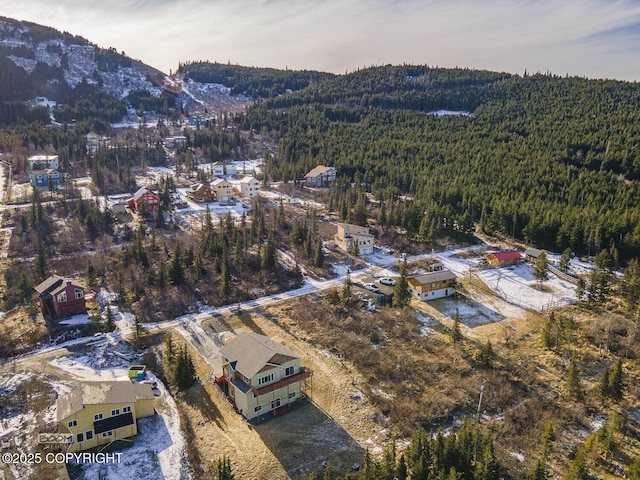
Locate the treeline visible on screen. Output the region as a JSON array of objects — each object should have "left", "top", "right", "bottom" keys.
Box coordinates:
[
  {"left": 179, "top": 61, "right": 334, "bottom": 98},
  {"left": 242, "top": 65, "right": 640, "bottom": 260}
]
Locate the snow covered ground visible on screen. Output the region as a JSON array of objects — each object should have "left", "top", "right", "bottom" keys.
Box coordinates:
[{"left": 46, "top": 342, "right": 192, "bottom": 480}]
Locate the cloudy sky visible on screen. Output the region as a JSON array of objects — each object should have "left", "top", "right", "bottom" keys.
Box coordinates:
[{"left": 1, "top": 0, "right": 640, "bottom": 81}]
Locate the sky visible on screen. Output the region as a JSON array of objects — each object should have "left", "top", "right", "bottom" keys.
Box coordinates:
[{"left": 1, "top": 0, "right": 640, "bottom": 81}]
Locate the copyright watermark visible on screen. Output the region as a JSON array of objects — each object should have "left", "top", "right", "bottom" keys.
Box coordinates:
[{"left": 2, "top": 452, "right": 122, "bottom": 465}]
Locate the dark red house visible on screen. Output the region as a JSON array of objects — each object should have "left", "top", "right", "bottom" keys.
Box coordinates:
[
  {"left": 127, "top": 187, "right": 160, "bottom": 213},
  {"left": 35, "top": 275, "right": 87, "bottom": 318}
]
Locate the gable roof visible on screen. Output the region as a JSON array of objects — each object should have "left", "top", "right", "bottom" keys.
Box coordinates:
[
  {"left": 239, "top": 176, "right": 258, "bottom": 184},
  {"left": 524, "top": 248, "right": 542, "bottom": 258},
  {"left": 35, "top": 275, "right": 85, "bottom": 296},
  {"left": 220, "top": 332, "right": 298, "bottom": 379},
  {"left": 305, "top": 165, "right": 335, "bottom": 178},
  {"left": 133, "top": 187, "right": 159, "bottom": 201},
  {"left": 408, "top": 270, "right": 457, "bottom": 286},
  {"left": 56, "top": 381, "right": 155, "bottom": 422},
  {"left": 211, "top": 178, "right": 231, "bottom": 187},
  {"left": 489, "top": 250, "right": 522, "bottom": 261}
]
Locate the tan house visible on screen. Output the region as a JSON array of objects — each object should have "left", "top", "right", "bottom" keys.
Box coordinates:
[
  {"left": 334, "top": 223, "right": 374, "bottom": 255},
  {"left": 408, "top": 270, "right": 457, "bottom": 301},
  {"left": 57, "top": 382, "right": 156, "bottom": 452},
  {"left": 304, "top": 165, "right": 336, "bottom": 187},
  {"left": 486, "top": 250, "right": 522, "bottom": 267},
  {"left": 218, "top": 332, "right": 312, "bottom": 421},
  {"left": 234, "top": 176, "right": 261, "bottom": 198},
  {"left": 211, "top": 178, "right": 233, "bottom": 201},
  {"left": 188, "top": 183, "right": 215, "bottom": 202}
]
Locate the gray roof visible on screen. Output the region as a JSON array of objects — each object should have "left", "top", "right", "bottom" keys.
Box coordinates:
[
  {"left": 57, "top": 381, "right": 155, "bottom": 422},
  {"left": 409, "top": 270, "right": 457, "bottom": 285},
  {"left": 525, "top": 248, "right": 542, "bottom": 258},
  {"left": 220, "top": 332, "right": 298, "bottom": 379},
  {"left": 35, "top": 275, "right": 85, "bottom": 296}
]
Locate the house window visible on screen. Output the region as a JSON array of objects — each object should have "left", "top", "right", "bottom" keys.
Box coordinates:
[
  {"left": 75, "top": 289, "right": 84, "bottom": 299},
  {"left": 94, "top": 413, "right": 103, "bottom": 421},
  {"left": 57, "top": 292, "right": 67, "bottom": 302},
  {"left": 288, "top": 392, "right": 296, "bottom": 399},
  {"left": 285, "top": 366, "right": 295, "bottom": 377},
  {"left": 68, "top": 420, "right": 77, "bottom": 428},
  {"left": 254, "top": 405, "right": 262, "bottom": 412},
  {"left": 111, "top": 409, "right": 120, "bottom": 416},
  {"left": 76, "top": 432, "right": 84, "bottom": 442},
  {"left": 122, "top": 406, "right": 131, "bottom": 414},
  {"left": 271, "top": 398, "right": 281, "bottom": 409},
  {"left": 86, "top": 431, "right": 93, "bottom": 440},
  {"left": 258, "top": 373, "right": 274, "bottom": 385},
  {"left": 102, "top": 431, "right": 113, "bottom": 438}
]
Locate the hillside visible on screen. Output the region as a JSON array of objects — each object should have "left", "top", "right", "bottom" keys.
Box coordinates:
[{"left": 242, "top": 65, "right": 640, "bottom": 260}]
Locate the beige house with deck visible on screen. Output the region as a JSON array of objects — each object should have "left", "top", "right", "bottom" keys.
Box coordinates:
[{"left": 218, "top": 332, "right": 312, "bottom": 421}]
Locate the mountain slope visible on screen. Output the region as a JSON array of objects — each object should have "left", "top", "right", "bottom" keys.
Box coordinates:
[{"left": 0, "top": 16, "right": 164, "bottom": 101}]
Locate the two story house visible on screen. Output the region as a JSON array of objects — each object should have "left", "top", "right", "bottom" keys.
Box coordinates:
[
  {"left": 211, "top": 178, "right": 233, "bottom": 201},
  {"left": 127, "top": 187, "right": 161, "bottom": 213},
  {"left": 234, "top": 176, "right": 261, "bottom": 198},
  {"left": 334, "top": 223, "right": 374, "bottom": 255},
  {"left": 218, "top": 332, "right": 312, "bottom": 421},
  {"left": 57, "top": 381, "right": 156, "bottom": 452},
  {"left": 35, "top": 275, "right": 87, "bottom": 318},
  {"left": 407, "top": 270, "right": 457, "bottom": 301},
  {"left": 304, "top": 165, "right": 336, "bottom": 187}
]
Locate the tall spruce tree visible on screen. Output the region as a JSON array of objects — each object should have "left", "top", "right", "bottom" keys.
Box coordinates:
[{"left": 393, "top": 257, "right": 411, "bottom": 307}]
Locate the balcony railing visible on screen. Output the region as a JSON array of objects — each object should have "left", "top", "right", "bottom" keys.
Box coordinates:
[{"left": 252, "top": 367, "right": 313, "bottom": 396}]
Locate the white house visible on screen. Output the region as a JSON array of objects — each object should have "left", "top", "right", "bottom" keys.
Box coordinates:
[
  {"left": 28, "top": 155, "right": 59, "bottom": 171},
  {"left": 235, "top": 176, "right": 261, "bottom": 198}
]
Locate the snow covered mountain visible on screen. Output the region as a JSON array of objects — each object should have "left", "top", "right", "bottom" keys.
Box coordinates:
[{"left": 0, "top": 16, "right": 165, "bottom": 101}]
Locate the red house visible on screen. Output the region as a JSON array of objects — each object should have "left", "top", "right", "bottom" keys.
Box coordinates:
[
  {"left": 35, "top": 275, "right": 87, "bottom": 318},
  {"left": 127, "top": 187, "right": 160, "bottom": 213}
]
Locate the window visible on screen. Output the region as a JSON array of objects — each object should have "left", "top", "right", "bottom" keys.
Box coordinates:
[
  {"left": 122, "top": 406, "right": 131, "bottom": 414},
  {"left": 258, "top": 373, "right": 274, "bottom": 385},
  {"left": 85, "top": 431, "right": 93, "bottom": 440},
  {"left": 102, "top": 431, "right": 113, "bottom": 438},
  {"left": 288, "top": 392, "right": 296, "bottom": 399},
  {"left": 271, "top": 398, "right": 281, "bottom": 409},
  {"left": 285, "top": 366, "right": 295, "bottom": 377},
  {"left": 111, "top": 409, "right": 120, "bottom": 416},
  {"left": 75, "top": 289, "right": 84, "bottom": 299},
  {"left": 68, "top": 420, "right": 77, "bottom": 428},
  {"left": 57, "top": 292, "right": 67, "bottom": 302},
  {"left": 76, "top": 433, "right": 84, "bottom": 442},
  {"left": 94, "top": 413, "right": 103, "bottom": 421},
  {"left": 254, "top": 405, "right": 262, "bottom": 412}
]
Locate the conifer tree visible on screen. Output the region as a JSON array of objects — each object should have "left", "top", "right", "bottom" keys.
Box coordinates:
[
  {"left": 533, "top": 251, "right": 549, "bottom": 284},
  {"left": 566, "top": 356, "right": 582, "bottom": 399},
  {"left": 169, "top": 242, "right": 185, "bottom": 285},
  {"left": 609, "top": 358, "right": 624, "bottom": 402},
  {"left": 220, "top": 260, "right": 232, "bottom": 299},
  {"left": 598, "top": 367, "right": 611, "bottom": 398},
  {"left": 559, "top": 248, "right": 572, "bottom": 273},
  {"left": 393, "top": 257, "right": 411, "bottom": 308},
  {"left": 450, "top": 308, "right": 463, "bottom": 344},
  {"left": 173, "top": 344, "right": 196, "bottom": 390}
]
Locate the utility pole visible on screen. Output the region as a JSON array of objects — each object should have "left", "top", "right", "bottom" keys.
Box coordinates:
[{"left": 476, "top": 383, "right": 485, "bottom": 420}]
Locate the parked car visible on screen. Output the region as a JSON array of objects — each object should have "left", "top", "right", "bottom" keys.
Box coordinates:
[
  {"left": 379, "top": 277, "right": 395, "bottom": 286},
  {"left": 363, "top": 283, "right": 381, "bottom": 293}
]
